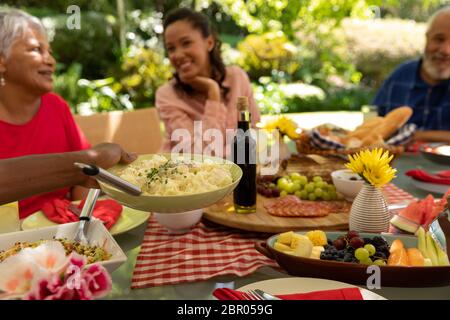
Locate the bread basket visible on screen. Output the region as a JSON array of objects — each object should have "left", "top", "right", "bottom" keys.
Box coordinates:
[{"left": 295, "top": 132, "right": 405, "bottom": 157}]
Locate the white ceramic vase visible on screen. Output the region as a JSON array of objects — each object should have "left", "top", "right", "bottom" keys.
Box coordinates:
[
  {"left": 349, "top": 183, "right": 390, "bottom": 233},
  {"left": 278, "top": 136, "right": 292, "bottom": 162}
]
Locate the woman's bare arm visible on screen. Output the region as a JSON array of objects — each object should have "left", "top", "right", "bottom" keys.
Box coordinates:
[{"left": 0, "top": 143, "right": 136, "bottom": 205}]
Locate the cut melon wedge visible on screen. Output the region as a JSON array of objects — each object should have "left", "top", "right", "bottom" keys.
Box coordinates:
[{"left": 390, "top": 214, "right": 420, "bottom": 234}]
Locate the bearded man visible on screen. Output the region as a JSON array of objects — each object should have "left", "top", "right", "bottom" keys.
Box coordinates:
[{"left": 373, "top": 6, "right": 450, "bottom": 142}]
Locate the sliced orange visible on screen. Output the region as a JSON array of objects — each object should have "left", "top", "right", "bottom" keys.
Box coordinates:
[
  {"left": 407, "top": 248, "right": 425, "bottom": 266},
  {"left": 388, "top": 240, "right": 409, "bottom": 266},
  {"left": 389, "top": 239, "right": 404, "bottom": 253}
]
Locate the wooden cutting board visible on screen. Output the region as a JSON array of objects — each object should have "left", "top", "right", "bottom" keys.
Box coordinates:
[{"left": 203, "top": 194, "right": 349, "bottom": 233}]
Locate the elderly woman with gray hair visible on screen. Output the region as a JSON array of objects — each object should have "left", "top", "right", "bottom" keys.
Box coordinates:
[{"left": 0, "top": 9, "right": 91, "bottom": 218}]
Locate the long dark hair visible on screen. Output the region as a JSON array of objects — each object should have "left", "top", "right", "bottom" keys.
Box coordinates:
[{"left": 163, "top": 8, "right": 229, "bottom": 99}]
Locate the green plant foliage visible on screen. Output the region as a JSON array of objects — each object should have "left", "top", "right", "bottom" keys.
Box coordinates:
[
  {"left": 285, "top": 87, "right": 375, "bottom": 113},
  {"left": 44, "top": 11, "right": 121, "bottom": 79},
  {"left": 2, "top": 0, "right": 116, "bottom": 13},
  {"left": 210, "top": 0, "right": 383, "bottom": 40},
  {"left": 52, "top": 63, "right": 87, "bottom": 113},
  {"left": 253, "top": 81, "right": 288, "bottom": 114},
  {"left": 76, "top": 77, "right": 133, "bottom": 115},
  {"left": 117, "top": 46, "right": 172, "bottom": 108},
  {"left": 237, "top": 32, "right": 300, "bottom": 81},
  {"left": 381, "top": 0, "right": 448, "bottom": 21}
]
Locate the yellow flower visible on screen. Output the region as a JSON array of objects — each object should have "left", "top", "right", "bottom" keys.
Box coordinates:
[
  {"left": 262, "top": 115, "right": 299, "bottom": 139},
  {"left": 362, "top": 164, "right": 397, "bottom": 188},
  {"left": 345, "top": 148, "right": 397, "bottom": 188}
]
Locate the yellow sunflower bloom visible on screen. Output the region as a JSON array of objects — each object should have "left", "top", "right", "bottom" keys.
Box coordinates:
[
  {"left": 262, "top": 115, "right": 299, "bottom": 139},
  {"left": 345, "top": 148, "right": 397, "bottom": 188}
]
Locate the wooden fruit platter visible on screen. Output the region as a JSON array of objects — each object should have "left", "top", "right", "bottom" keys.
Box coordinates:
[{"left": 203, "top": 194, "right": 350, "bottom": 233}]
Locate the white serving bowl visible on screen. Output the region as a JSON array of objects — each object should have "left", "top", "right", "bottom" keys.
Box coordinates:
[
  {"left": 153, "top": 209, "right": 203, "bottom": 234},
  {"left": 331, "top": 169, "right": 364, "bottom": 201},
  {"left": 0, "top": 220, "right": 126, "bottom": 274}
]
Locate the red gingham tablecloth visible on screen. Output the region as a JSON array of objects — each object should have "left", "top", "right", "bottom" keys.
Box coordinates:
[
  {"left": 131, "top": 183, "right": 415, "bottom": 289},
  {"left": 131, "top": 219, "right": 279, "bottom": 289},
  {"left": 382, "top": 183, "right": 417, "bottom": 203}
]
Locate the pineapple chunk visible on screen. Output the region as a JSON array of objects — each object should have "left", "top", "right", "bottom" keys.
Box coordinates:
[
  {"left": 290, "top": 234, "right": 311, "bottom": 249},
  {"left": 310, "top": 246, "right": 325, "bottom": 259},
  {"left": 274, "top": 242, "right": 292, "bottom": 253},
  {"left": 277, "top": 231, "right": 294, "bottom": 246},
  {"left": 305, "top": 230, "right": 328, "bottom": 246},
  {"left": 291, "top": 234, "right": 313, "bottom": 258}
]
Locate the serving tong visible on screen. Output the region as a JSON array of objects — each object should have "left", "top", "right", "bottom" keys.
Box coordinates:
[
  {"left": 74, "top": 162, "right": 142, "bottom": 196},
  {"left": 73, "top": 188, "right": 101, "bottom": 245}
]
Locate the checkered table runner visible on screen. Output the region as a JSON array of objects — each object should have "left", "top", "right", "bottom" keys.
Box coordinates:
[
  {"left": 131, "top": 219, "right": 279, "bottom": 289},
  {"left": 382, "top": 183, "right": 417, "bottom": 203},
  {"left": 131, "top": 183, "right": 415, "bottom": 289}
]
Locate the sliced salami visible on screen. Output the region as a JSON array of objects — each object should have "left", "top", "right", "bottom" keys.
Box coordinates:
[{"left": 263, "top": 196, "right": 350, "bottom": 217}]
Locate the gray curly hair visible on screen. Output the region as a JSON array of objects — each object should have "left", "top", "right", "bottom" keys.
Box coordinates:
[{"left": 0, "top": 8, "right": 46, "bottom": 58}]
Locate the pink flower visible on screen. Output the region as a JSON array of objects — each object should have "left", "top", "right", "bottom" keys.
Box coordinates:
[
  {"left": 1, "top": 244, "right": 112, "bottom": 300},
  {"left": 24, "top": 274, "right": 65, "bottom": 300},
  {"left": 82, "top": 264, "right": 112, "bottom": 299},
  {"left": 23, "top": 253, "right": 112, "bottom": 300}
]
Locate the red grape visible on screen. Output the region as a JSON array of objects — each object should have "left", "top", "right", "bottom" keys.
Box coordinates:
[
  {"left": 263, "top": 188, "right": 273, "bottom": 197},
  {"left": 347, "top": 230, "right": 360, "bottom": 239},
  {"left": 349, "top": 237, "right": 364, "bottom": 249},
  {"left": 262, "top": 175, "right": 276, "bottom": 182},
  {"left": 333, "top": 239, "right": 346, "bottom": 250},
  {"left": 271, "top": 188, "right": 280, "bottom": 197}
]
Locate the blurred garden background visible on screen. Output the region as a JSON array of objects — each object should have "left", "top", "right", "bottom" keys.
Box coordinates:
[{"left": 2, "top": 0, "right": 449, "bottom": 115}]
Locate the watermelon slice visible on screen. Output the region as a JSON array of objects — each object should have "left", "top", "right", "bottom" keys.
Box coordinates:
[
  {"left": 423, "top": 201, "right": 445, "bottom": 228},
  {"left": 438, "top": 188, "right": 450, "bottom": 206},
  {"left": 421, "top": 195, "right": 436, "bottom": 224},
  {"left": 390, "top": 190, "right": 450, "bottom": 232},
  {"left": 390, "top": 201, "right": 424, "bottom": 234},
  {"left": 390, "top": 214, "right": 421, "bottom": 233}
]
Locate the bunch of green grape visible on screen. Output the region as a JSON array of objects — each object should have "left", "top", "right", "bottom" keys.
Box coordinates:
[{"left": 276, "top": 173, "right": 344, "bottom": 201}]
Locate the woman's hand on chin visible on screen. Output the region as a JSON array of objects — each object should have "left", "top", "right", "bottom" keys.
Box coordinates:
[{"left": 181, "top": 76, "right": 220, "bottom": 102}]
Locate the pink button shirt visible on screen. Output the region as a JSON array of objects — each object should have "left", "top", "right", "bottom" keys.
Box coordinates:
[{"left": 156, "top": 66, "right": 260, "bottom": 156}]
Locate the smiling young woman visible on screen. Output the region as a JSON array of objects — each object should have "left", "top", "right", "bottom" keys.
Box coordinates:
[
  {"left": 156, "top": 8, "right": 260, "bottom": 156},
  {"left": 0, "top": 9, "right": 91, "bottom": 218}
]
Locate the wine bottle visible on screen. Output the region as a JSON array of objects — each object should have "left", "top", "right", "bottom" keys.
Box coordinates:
[{"left": 232, "top": 96, "right": 257, "bottom": 213}]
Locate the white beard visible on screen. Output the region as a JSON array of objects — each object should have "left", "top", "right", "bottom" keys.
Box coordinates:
[{"left": 422, "top": 52, "right": 450, "bottom": 81}]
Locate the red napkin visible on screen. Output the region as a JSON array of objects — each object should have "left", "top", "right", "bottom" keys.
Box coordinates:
[
  {"left": 406, "top": 169, "right": 450, "bottom": 185},
  {"left": 437, "top": 170, "right": 450, "bottom": 178},
  {"left": 41, "top": 198, "right": 123, "bottom": 229},
  {"left": 213, "top": 287, "right": 363, "bottom": 300}
]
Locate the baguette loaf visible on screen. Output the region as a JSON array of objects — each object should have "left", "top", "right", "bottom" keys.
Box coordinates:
[
  {"left": 354, "top": 116, "right": 384, "bottom": 132},
  {"left": 379, "top": 106, "right": 413, "bottom": 139}
]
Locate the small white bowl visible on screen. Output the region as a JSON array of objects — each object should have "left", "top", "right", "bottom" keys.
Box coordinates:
[
  {"left": 331, "top": 169, "right": 364, "bottom": 201},
  {"left": 153, "top": 209, "right": 203, "bottom": 234}
]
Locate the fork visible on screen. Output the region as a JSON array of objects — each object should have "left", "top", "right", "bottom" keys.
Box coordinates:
[
  {"left": 242, "top": 289, "right": 263, "bottom": 300},
  {"left": 73, "top": 188, "right": 101, "bottom": 244}
]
